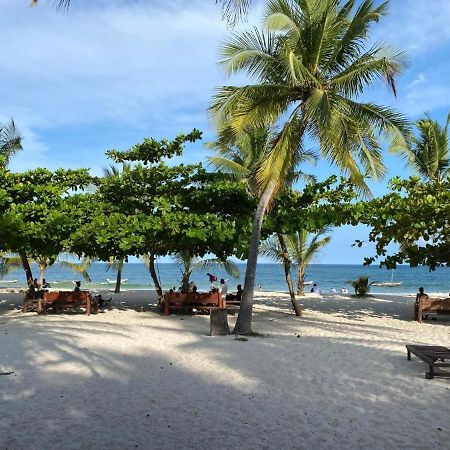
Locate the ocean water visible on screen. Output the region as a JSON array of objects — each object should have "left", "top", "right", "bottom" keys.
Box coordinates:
[{"left": 1, "top": 262, "right": 449, "bottom": 295}]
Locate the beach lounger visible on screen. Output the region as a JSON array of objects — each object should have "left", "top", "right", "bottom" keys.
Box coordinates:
[{"left": 406, "top": 345, "right": 450, "bottom": 379}]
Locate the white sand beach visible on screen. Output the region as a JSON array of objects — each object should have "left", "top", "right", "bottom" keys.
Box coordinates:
[{"left": 1, "top": 290, "right": 449, "bottom": 450}]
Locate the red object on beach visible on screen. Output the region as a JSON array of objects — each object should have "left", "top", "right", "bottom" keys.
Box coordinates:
[{"left": 207, "top": 273, "right": 217, "bottom": 283}]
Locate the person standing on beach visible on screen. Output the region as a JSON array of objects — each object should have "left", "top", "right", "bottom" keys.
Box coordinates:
[
  {"left": 219, "top": 278, "right": 228, "bottom": 296},
  {"left": 310, "top": 283, "right": 320, "bottom": 293}
]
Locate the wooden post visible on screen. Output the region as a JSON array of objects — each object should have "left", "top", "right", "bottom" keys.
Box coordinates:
[{"left": 210, "top": 308, "right": 230, "bottom": 336}]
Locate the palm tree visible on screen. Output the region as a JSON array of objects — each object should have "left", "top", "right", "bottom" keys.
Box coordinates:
[
  {"left": 391, "top": 113, "right": 450, "bottom": 184},
  {"left": 0, "top": 253, "right": 22, "bottom": 279},
  {"left": 208, "top": 128, "right": 315, "bottom": 316},
  {"left": 210, "top": 0, "right": 410, "bottom": 334},
  {"left": 175, "top": 251, "right": 240, "bottom": 293},
  {"left": 287, "top": 228, "right": 331, "bottom": 295},
  {"left": 103, "top": 163, "right": 131, "bottom": 293},
  {"left": 0, "top": 120, "right": 22, "bottom": 166}
]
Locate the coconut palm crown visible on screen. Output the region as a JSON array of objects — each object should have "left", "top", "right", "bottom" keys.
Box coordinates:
[
  {"left": 211, "top": 0, "right": 410, "bottom": 193},
  {"left": 391, "top": 113, "right": 450, "bottom": 184}
]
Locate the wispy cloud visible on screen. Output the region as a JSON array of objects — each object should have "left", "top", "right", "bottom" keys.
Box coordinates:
[{"left": 0, "top": 0, "right": 234, "bottom": 169}]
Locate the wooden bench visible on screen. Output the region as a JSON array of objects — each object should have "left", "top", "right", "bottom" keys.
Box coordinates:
[
  {"left": 414, "top": 295, "right": 450, "bottom": 322},
  {"left": 406, "top": 345, "right": 450, "bottom": 379},
  {"left": 39, "top": 291, "right": 98, "bottom": 316},
  {"left": 163, "top": 292, "right": 223, "bottom": 316}
]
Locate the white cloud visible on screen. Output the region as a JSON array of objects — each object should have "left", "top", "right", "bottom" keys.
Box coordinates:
[
  {"left": 0, "top": 0, "right": 231, "bottom": 168},
  {"left": 373, "top": 0, "right": 450, "bottom": 55}
]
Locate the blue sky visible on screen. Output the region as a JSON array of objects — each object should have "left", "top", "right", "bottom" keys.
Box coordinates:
[{"left": 1, "top": 0, "right": 450, "bottom": 264}]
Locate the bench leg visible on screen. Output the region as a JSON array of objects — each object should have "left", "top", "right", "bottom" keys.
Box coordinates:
[
  {"left": 426, "top": 364, "right": 434, "bottom": 379},
  {"left": 407, "top": 349, "right": 411, "bottom": 360}
]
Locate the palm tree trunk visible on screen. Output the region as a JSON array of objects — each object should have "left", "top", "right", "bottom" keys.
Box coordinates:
[
  {"left": 181, "top": 270, "right": 191, "bottom": 294},
  {"left": 148, "top": 253, "right": 163, "bottom": 298},
  {"left": 20, "top": 253, "right": 33, "bottom": 283},
  {"left": 38, "top": 261, "right": 46, "bottom": 287},
  {"left": 233, "top": 180, "right": 276, "bottom": 335},
  {"left": 115, "top": 258, "right": 124, "bottom": 294},
  {"left": 277, "top": 233, "right": 302, "bottom": 316},
  {"left": 297, "top": 268, "right": 305, "bottom": 296}
]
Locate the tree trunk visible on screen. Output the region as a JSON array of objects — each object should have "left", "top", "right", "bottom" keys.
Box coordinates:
[
  {"left": 297, "top": 268, "right": 305, "bottom": 296},
  {"left": 181, "top": 269, "right": 191, "bottom": 294},
  {"left": 277, "top": 233, "right": 302, "bottom": 316},
  {"left": 210, "top": 308, "right": 230, "bottom": 336},
  {"left": 20, "top": 253, "right": 33, "bottom": 283},
  {"left": 233, "top": 180, "right": 276, "bottom": 335},
  {"left": 38, "top": 260, "right": 47, "bottom": 287},
  {"left": 148, "top": 253, "right": 163, "bottom": 298},
  {"left": 115, "top": 258, "right": 123, "bottom": 294}
]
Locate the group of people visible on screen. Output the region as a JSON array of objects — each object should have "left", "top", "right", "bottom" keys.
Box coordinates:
[
  {"left": 309, "top": 283, "right": 348, "bottom": 294},
  {"left": 168, "top": 274, "right": 243, "bottom": 302}
]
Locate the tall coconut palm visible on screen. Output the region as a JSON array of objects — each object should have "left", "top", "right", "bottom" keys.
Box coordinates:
[
  {"left": 391, "top": 113, "right": 450, "bottom": 184},
  {"left": 210, "top": 0, "right": 411, "bottom": 334},
  {"left": 0, "top": 120, "right": 22, "bottom": 166},
  {"left": 208, "top": 127, "right": 315, "bottom": 316},
  {"left": 103, "top": 163, "right": 131, "bottom": 293}
]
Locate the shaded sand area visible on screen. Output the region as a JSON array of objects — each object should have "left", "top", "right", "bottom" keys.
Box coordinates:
[{"left": 1, "top": 291, "right": 449, "bottom": 449}]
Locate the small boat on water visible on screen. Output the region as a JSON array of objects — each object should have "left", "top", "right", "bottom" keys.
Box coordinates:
[
  {"left": 371, "top": 270, "right": 402, "bottom": 287},
  {"left": 303, "top": 281, "right": 313, "bottom": 286},
  {"left": 0, "top": 280, "right": 18, "bottom": 284},
  {"left": 106, "top": 278, "right": 128, "bottom": 284}
]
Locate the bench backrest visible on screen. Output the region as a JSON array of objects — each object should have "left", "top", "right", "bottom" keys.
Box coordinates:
[
  {"left": 418, "top": 296, "right": 450, "bottom": 311},
  {"left": 43, "top": 291, "right": 90, "bottom": 304},
  {"left": 164, "top": 292, "right": 222, "bottom": 307}
]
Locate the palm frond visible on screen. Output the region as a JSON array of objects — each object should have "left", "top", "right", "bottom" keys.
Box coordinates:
[
  {"left": 59, "top": 257, "right": 92, "bottom": 282},
  {"left": 0, "top": 119, "right": 22, "bottom": 165}
]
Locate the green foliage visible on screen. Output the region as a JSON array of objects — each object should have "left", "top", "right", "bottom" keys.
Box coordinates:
[
  {"left": 107, "top": 129, "right": 202, "bottom": 164},
  {"left": 69, "top": 133, "right": 254, "bottom": 267},
  {"left": 0, "top": 120, "right": 22, "bottom": 166},
  {"left": 390, "top": 112, "right": 450, "bottom": 184},
  {"left": 263, "top": 177, "right": 358, "bottom": 236},
  {"left": 210, "top": 0, "right": 411, "bottom": 195},
  {"left": 360, "top": 177, "right": 450, "bottom": 270},
  {"left": 350, "top": 275, "right": 372, "bottom": 296}
]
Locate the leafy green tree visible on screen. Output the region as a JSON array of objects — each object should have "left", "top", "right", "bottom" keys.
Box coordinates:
[
  {"left": 360, "top": 177, "right": 450, "bottom": 270},
  {"left": 69, "top": 131, "right": 253, "bottom": 297},
  {"left": 0, "top": 166, "right": 92, "bottom": 282},
  {"left": 391, "top": 113, "right": 450, "bottom": 184},
  {"left": 0, "top": 120, "right": 22, "bottom": 166},
  {"left": 210, "top": 0, "right": 410, "bottom": 334}
]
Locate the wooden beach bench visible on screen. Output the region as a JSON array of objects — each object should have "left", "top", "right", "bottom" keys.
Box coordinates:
[
  {"left": 406, "top": 345, "right": 450, "bottom": 379},
  {"left": 163, "top": 292, "right": 223, "bottom": 316},
  {"left": 39, "top": 291, "right": 99, "bottom": 316},
  {"left": 414, "top": 295, "right": 450, "bottom": 322}
]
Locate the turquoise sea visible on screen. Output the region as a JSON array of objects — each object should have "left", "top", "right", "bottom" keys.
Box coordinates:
[{"left": 1, "top": 263, "right": 449, "bottom": 295}]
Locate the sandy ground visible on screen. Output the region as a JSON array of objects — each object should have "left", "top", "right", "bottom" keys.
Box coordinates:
[{"left": 0, "top": 290, "right": 449, "bottom": 450}]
